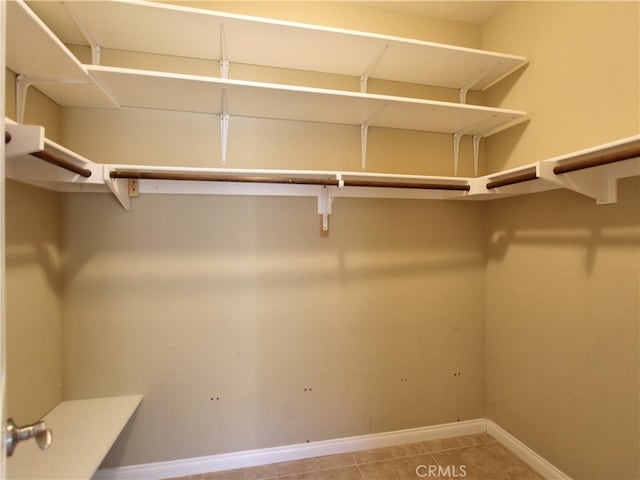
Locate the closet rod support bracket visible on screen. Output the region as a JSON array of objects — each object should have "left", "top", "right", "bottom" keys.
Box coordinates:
[
  {"left": 317, "top": 186, "right": 334, "bottom": 236},
  {"left": 104, "top": 166, "right": 132, "bottom": 211}
]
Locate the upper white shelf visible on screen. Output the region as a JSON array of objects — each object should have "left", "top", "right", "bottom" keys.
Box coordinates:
[
  {"left": 7, "top": 0, "right": 87, "bottom": 82},
  {"left": 61, "top": 0, "right": 527, "bottom": 91},
  {"left": 7, "top": 395, "right": 143, "bottom": 480},
  {"left": 6, "top": 0, "right": 117, "bottom": 110},
  {"left": 86, "top": 65, "right": 526, "bottom": 136}
]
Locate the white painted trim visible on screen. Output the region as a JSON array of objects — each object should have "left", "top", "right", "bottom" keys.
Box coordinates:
[
  {"left": 93, "top": 419, "right": 485, "bottom": 480},
  {"left": 486, "top": 420, "right": 572, "bottom": 480}
]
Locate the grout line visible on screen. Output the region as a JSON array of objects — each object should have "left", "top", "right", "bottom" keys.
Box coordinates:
[
  {"left": 277, "top": 463, "right": 358, "bottom": 479},
  {"left": 199, "top": 435, "right": 501, "bottom": 479}
]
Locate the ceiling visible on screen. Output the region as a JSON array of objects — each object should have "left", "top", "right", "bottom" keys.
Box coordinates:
[{"left": 370, "top": 2, "right": 505, "bottom": 25}]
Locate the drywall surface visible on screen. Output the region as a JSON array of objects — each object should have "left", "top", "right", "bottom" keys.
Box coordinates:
[
  {"left": 62, "top": 194, "right": 486, "bottom": 466},
  {"left": 485, "top": 178, "right": 640, "bottom": 479},
  {"left": 4, "top": 181, "right": 63, "bottom": 426},
  {"left": 481, "top": 3, "right": 640, "bottom": 478},
  {"left": 4, "top": 69, "right": 63, "bottom": 428},
  {"left": 482, "top": 1, "right": 640, "bottom": 172}
]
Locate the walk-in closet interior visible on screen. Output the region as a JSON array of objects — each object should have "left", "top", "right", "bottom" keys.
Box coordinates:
[{"left": 2, "top": 1, "right": 639, "bottom": 479}]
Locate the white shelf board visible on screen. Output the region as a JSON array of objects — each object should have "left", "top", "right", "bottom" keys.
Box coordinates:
[
  {"left": 86, "top": 66, "right": 526, "bottom": 135},
  {"left": 62, "top": 0, "right": 527, "bottom": 91},
  {"left": 7, "top": 0, "right": 88, "bottom": 81},
  {"left": 6, "top": 0, "right": 118, "bottom": 109},
  {"left": 7, "top": 395, "right": 143, "bottom": 480}
]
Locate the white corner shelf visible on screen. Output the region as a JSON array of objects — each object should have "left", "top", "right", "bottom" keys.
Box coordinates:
[
  {"left": 58, "top": 0, "right": 527, "bottom": 92},
  {"left": 467, "top": 135, "right": 640, "bottom": 204},
  {"left": 6, "top": 0, "right": 118, "bottom": 120},
  {"left": 6, "top": 395, "right": 143, "bottom": 480}
]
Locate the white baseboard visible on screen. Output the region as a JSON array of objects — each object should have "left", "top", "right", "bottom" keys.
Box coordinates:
[
  {"left": 94, "top": 419, "right": 572, "bottom": 480},
  {"left": 486, "top": 420, "right": 572, "bottom": 480},
  {"left": 93, "top": 418, "right": 485, "bottom": 480}
]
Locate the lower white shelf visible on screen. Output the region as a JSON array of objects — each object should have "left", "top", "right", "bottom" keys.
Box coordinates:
[{"left": 7, "top": 395, "right": 143, "bottom": 480}]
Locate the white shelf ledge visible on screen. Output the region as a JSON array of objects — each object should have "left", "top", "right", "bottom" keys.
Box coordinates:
[
  {"left": 6, "top": 395, "right": 143, "bottom": 480},
  {"left": 6, "top": 0, "right": 118, "bottom": 113},
  {"left": 6, "top": 120, "right": 638, "bottom": 233},
  {"left": 86, "top": 65, "right": 527, "bottom": 136},
  {"left": 59, "top": 0, "right": 527, "bottom": 91}
]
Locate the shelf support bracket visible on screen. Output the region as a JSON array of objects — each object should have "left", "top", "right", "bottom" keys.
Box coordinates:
[
  {"left": 317, "top": 186, "right": 334, "bottom": 236},
  {"left": 220, "top": 89, "right": 230, "bottom": 164},
  {"left": 360, "top": 103, "right": 387, "bottom": 170},
  {"left": 472, "top": 134, "right": 482, "bottom": 177},
  {"left": 104, "top": 166, "right": 131, "bottom": 211},
  {"left": 16, "top": 74, "right": 32, "bottom": 124},
  {"left": 17, "top": 75, "right": 86, "bottom": 124},
  {"left": 62, "top": 2, "right": 101, "bottom": 65},
  {"left": 219, "top": 24, "right": 229, "bottom": 79},
  {"left": 453, "top": 132, "right": 463, "bottom": 176},
  {"left": 360, "top": 123, "right": 369, "bottom": 171},
  {"left": 92, "top": 45, "right": 102, "bottom": 66},
  {"left": 360, "top": 45, "right": 388, "bottom": 93},
  {"left": 458, "top": 65, "right": 497, "bottom": 104},
  {"left": 459, "top": 88, "right": 469, "bottom": 104}
]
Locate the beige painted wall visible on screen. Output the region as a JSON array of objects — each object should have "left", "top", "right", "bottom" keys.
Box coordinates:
[
  {"left": 482, "top": 2, "right": 640, "bottom": 478},
  {"left": 482, "top": 1, "right": 640, "bottom": 172},
  {"left": 4, "top": 181, "right": 63, "bottom": 426},
  {"left": 4, "top": 69, "right": 64, "bottom": 425},
  {"left": 485, "top": 179, "right": 639, "bottom": 479},
  {"left": 62, "top": 194, "right": 486, "bottom": 465}
]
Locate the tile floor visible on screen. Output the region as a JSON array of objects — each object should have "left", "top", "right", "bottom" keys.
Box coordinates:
[{"left": 168, "top": 433, "right": 544, "bottom": 480}]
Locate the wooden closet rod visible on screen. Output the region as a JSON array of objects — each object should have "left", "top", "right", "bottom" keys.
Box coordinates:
[
  {"left": 553, "top": 147, "right": 640, "bottom": 175},
  {"left": 110, "top": 170, "right": 335, "bottom": 186},
  {"left": 30, "top": 150, "right": 93, "bottom": 178},
  {"left": 5, "top": 131, "right": 11, "bottom": 144},
  {"left": 343, "top": 179, "right": 470, "bottom": 191},
  {"left": 486, "top": 171, "right": 537, "bottom": 189},
  {"left": 110, "top": 170, "right": 471, "bottom": 191}
]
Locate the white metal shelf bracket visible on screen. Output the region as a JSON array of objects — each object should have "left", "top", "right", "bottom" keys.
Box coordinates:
[
  {"left": 360, "top": 103, "right": 387, "bottom": 170},
  {"left": 219, "top": 24, "right": 229, "bottom": 79},
  {"left": 452, "top": 116, "right": 499, "bottom": 175},
  {"left": 458, "top": 65, "right": 497, "bottom": 104},
  {"left": 16, "top": 75, "right": 86, "bottom": 124},
  {"left": 16, "top": 74, "right": 35, "bottom": 124},
  {"left": 218, "top": 24, "right": 230, "bottom": 164},
  {"left": 453, "top": 132, "right": 463, "bottom": 176},
  {"left": 360, "top": 45, "right": 388, "bottom": 93},
  {"left": 220, "top": 89, "right": 229, "bottom": 164},
  {"left": 360, "top": 124, "right": 369, "bottom": 171},
  {"left": 62, "top": 1, "right": 101, "bottom": 65},
  {"left": 472, "top": 134, "right": 481, "bottom": 176},
  {"left": 92, "top": 45, "right": 102, "bottom": 66},
  {"left": 103, "top": 166, "right": 131, "bottom": 210}
]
